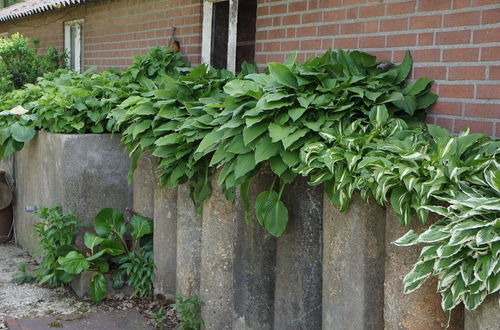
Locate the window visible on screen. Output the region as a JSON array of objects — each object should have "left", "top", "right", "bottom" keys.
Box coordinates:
[
  {"left": 64, "top": 20, "right": 83, "bottom": 72},
  {"left": 202, "top": 0, "right": 257, "bottom": 72}
]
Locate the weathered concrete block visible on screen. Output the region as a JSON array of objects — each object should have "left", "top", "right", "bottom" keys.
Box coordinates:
[
  {"left": 176, "top": 184, "right": 202, "bottom": 298},
  {"left": 384, "top": 210, "right": 464, "bottom": 330},
  {"left": 233, "top": 169, "right": 276, "bottom": 330},
  {"left": 71, "top": 271, "right": 133, "bottom": 298},
  {"left": 14, "top": 131, "right": 131, "bottom": 253},
  {"left": 133, "top": 154, "right": 156, "bottom": 218},
  {"left": 464, "top": 293, "right": 499, "bottom": 330},
  {"left": 199, "top": 177, "right": 238, "bottom": 329},
  {"left": 322, "top": 193, "right": 385, "bottom": 330},
  {"left": 274, "top": 177, "right": 323, "bottom": 330},
  {"left": 153, "top": 183, "right": 177, "bottom": 298}
]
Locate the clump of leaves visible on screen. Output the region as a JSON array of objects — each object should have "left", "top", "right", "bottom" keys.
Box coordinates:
[
  {"left": 0, "top": 33, "right": 66, "bottom": 94},
  {"left": 57, "top": 208, "right": 154, "bottom": 302},
  {"left": 11, "top": 263, "right": 36, "bottom": 285},
  {"left": 151, "top": 307, "right": 167, "bottom": 329},
  {"left": 34, "top": 205, "right": 80, "bottom": 287},
  {"left": 111, "top": 63, "right": 233, "bottom": 211},
  {"left": 171, "top": 295, "right": 204, "bottom": 330}
]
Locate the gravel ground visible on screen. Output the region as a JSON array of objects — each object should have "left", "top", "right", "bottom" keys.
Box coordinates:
[{"left": 0, "top": 244, "right": 178, "bottom": 329}]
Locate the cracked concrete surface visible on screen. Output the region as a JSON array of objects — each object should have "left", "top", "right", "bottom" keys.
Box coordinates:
[{"left": 0, "top": 244, "right": 101, "bottom": 329}]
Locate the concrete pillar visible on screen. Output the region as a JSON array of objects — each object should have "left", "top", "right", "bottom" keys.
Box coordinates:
[
  {"left": 384, "top": 210, "right": 464, "bottom": 330},
  {"left": 274, "top": 178, "right": 323, "bottom": 330},
  {"left": 176, "top": 184, "right": 202, "bottom": 297},
  {"left": 233, "top": 169, "right": 277, "bottom": 329},
  {"left": 199, "top": 177, "right": 237, "bottom": 329},
  {"left": 132, "top": 154, "right": 156, "bottom": 218},
  {"left": 153, "top": 184, "right": 177, "bottom": 298},
  {"left": 322, "top": 193, "right": 385, "bottom": 330},
  {"left": 464, "top": 293, "right": 499, "bottom": 330},
  {"left": 14, "top": 132, "right": 131, "bottom": 253}
]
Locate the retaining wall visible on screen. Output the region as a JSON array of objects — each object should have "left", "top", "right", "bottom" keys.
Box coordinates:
[
  {"left": 134, "top": 155, "right": 497, "bottom": 329},
  {"left": 12, "top": 131, "right": 132, "bottom": 253}
]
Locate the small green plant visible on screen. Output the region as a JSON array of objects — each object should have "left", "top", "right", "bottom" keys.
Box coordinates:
[
  {"left": 11, "top": 262, "right": 36, "bottom": 285},
  {"left": 171, "top": 295, "right": 204, "bottom": 330},
  {"left": 56, "top": 207, "right": 154, "bottom": 302},
  {"left": 34, "top": 205, "right": 80, "bottom": 287},
  {"left": 151, "top": 307, "right": 167, "bottom": 329}
]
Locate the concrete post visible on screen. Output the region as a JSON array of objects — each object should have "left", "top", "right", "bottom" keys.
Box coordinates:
[
  {"left": 153, "top": 184, "right": 178, "bottom": 298},
  {"left": 384, "top": 210, "right": 464, "bottom": 329},
  {"left": 274, "top": 178, "right": 323, "bottom": 330},
  {"left": 176, "top": 184, "right": 202, "bottom": 297},
  {"left": 132, "top": 154, "right": 156, "bottom": 218},
  {"left": 322, "top": 193, "right": 385, "bottom": 330},
  {"left": 199, "top": 177, "right": 237, "bottom": 329},
  {"left": 233, "top": 169, "right": 277, "bottom": 330},
  {"left": 464, "top": 293, "right": 499, "bottom": 330}
]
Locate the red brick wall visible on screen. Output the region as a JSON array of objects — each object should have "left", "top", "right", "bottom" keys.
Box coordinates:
[
  {"left": 0, "top": 0, "right": 203, "bottom": 69},
  {"left": 255, "top": 0, "right": 500, "bottom": 137}
]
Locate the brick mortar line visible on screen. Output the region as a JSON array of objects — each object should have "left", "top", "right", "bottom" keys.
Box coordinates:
[
  {"left": 83, "top": 2, "right": 201, "bottom": 21},
  {"left": 256, "top": 41, "right": 500, "bottom": 51},
  {"left": 256, "top": 22, "right": 500, "bottom": 37},
  {"left": 257, "top": 2, "right": 500, "bottom": 19}
]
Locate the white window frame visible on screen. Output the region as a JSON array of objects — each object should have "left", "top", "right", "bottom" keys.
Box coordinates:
[
  {"left": 64, "top": 19, "right": 84, "bottom": 72},
  {"left": 202, "top": 0, "right": 239, "bottom": 72}
]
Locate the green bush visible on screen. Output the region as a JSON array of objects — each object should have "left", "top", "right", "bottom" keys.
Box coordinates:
[{"left": 0, "top": 33, "right": 66, "bottom": 94}]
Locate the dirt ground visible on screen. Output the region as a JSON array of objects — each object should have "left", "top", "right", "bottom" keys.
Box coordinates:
[{"left": 0, "top": 244, "right": 177, "bottom": 329}]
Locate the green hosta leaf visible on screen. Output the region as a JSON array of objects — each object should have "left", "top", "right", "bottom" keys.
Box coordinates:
[
  {"left": 83, "top": 232, "right": 105, "bottom": 251},
  {"left": 243, "top": 122, "right": 268, "bottom": 145},
  {"left": 155, "top": 133, "right": 183, "bottom": 146},
  {"left": 129, "top": 213, "right": 153, "bottom": 239},
  {"left": 234, "top": 153, "right": 256, "bottom": 179},
  {"left": 58, "top": 251, "right": 89, "bottom": 274},
  {"left": 474, "top": 255, "right": 496, "bottom": 282},
  {"left": 9, "top": 122, "right": 36, "bottom": 142},
  {"left": 255, "top": 190, "right": 279, "bottom": 226},
  {"left": 132, "top": 120, "right": 152, "bottom": 139},
  {"left": 90, "top": 272, "right": 107, "bottom": 302},
  {"left": 224, "top": 79, "right": 261, "bottom": 98},
  {"left": 393, "top": 230, "right": 419, "bottom": 247},
  {"left": 288, "top": 107, "right": 307, "bottom": 121},
  {"left": 263, "top": 199, "right": 289, "bottom": 237},
  {"left": 268, "top": 123, "right": 296, "bottom": 143},
  {"left": 394, "top": 50, "right": 413, "bottom": 84},
  {"left": 476, "top": 227, "right": 500, "bottom": 245},
  {"left": 268, "top": 62, "right": 298, "bottom": 89},
  {"left": 416, "top": 92, "right": 438, "bottom": 109},
  {"left": 392, "top": 95, "right": 417, "bottom": 115},
  {"left": 404, "top": 78, "right": 433, "bottom": 96},
  {"left": 403, "top": 259, "right": 435, "bottom": 294},
  {"left": 255, "top": 136, "right": 280, "bottom": 163},
  {"left": 487, "top": 272, "right": 500, "bottom": 293},
  {"left": 417, "top": 227, "right": 450, "bottom": 244},
  {"left": 463, "top": 291, "right": 487, "bottom": 310},
  {"left": 282, "top": 128, "right": 308, "bottom": 150}
]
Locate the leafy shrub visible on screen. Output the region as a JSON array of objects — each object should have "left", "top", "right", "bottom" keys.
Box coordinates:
[
  {"left": 0, "top": 33, "right": 66, "bottom": 94},
  {"left": 56, "top": 207, "right": 154, "bottom": 302},
  {"left": 34, "top": 206, "right": 80, "bottom": 287}
]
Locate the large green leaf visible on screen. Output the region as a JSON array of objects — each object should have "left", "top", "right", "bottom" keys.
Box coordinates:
[
  {"left": 83, "top": 232, "right": 105, "bottom": 251},
  {"left": 129, "top": 213, "right": 153, "bottom": 239},
  {"left": 268, "top": 62, "right": 298, "bottom": 89},
  {"left": 93, "top": 208, "right": 125, "bottom": 238},
  {"left": 9, "top": 122, "right": 35, "bottom": 142},
  {"left": 90, "top": 272, "right": 107, "bottom": 302},
  {"left": 58, "top": 251, "right": 89, "bottom": 274}
]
